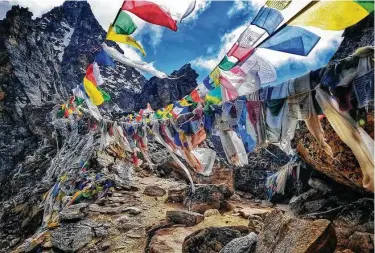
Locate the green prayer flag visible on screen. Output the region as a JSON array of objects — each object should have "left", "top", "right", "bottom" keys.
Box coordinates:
[
  {"left": 218, "top": 56, "right": 236, "bottom": 71},
  {"left": 355, "top": 0, "right": 374, "bottom": 12},
  {"left": 98, "top": 88, "right": 111, "bottom": 102},
  {"left": 114, "top": 11, "right": 137, "bottom": 35}
]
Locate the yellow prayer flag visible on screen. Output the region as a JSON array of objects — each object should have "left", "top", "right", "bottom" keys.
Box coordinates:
[
  {"left": 83, "top": 77, "right": 104, "bottom": 106},
  {"left": 106, "top": 25, "right": 146, "bottom": 56},
  {"left": 209, "top": 67, "right": 221, "bottom": 87},
  {"left": 266, "top": 0, "right": 291, "bottom": 10},
  {"left": 290, "top": 0, "right": 371, "bottom": 31},
  {"left": 179, "top": 98, "right": 192, "bottom": 107}
]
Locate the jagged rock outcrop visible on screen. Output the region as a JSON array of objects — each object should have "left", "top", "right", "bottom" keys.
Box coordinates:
[{"left": 134, "top": 63, "right": 198, "bottom": 110}]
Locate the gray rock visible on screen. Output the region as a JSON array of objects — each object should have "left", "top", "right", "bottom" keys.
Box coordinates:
[
  {"left": 59, "top": 203, "right": 89, "bottom": 221},
  {"left": 183, "top": 184, "right": 233, "bottom": 214},
  {"left": 255, "top": 210, "right": 336, "bottom": 253},
  {"left": 124, "top": 207, "right": 142, "bottom": 215},
  {"left": 183, "top": 226, "right": 249, "bottom": 253},
  {"left": 143, "top": 185, "right": 166, "bottom": 197},
  {"left": 167, "top": 184, "right": 188, "bottom": 203},
  {"left": 51, "top": 223, "right": 94, "bottom": 252},
  {"left": 220, "top": 232, "right": 258, "bottom": 253},
  {"left": 289, "top": 189, "right": 320, "bottom": 214},
  {"left": 348, "top": 232, "right": 374, "bottom": 253},
  {"left": 166, "top": 210, "right": 204, "bottom": 227},
  {"left": 308, "top": 178, "right": 332, "bottom": 193},
  {"left": 125, "top": 227, "right": 146, "bottom": 239}
]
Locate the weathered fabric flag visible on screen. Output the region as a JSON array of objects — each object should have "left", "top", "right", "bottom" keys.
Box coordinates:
[
  {"left": 205, "top": 86, "right": 222, "bottom": 105},
  {"left": 218, "top": 56, "right": 238, "bottom": 71},
  {"left": 114, "top": 11, "right": 137, "bottom": 35},
  {"left": 239, "top": 51, "right": 277, "bottom": 84},
  {"left": 102, "top": 43, "right": 167, "bottom": 78},
  {"left": 181, "top": 0, "right": 196, "bottom": 22},
  {"left": 260, "top": 25, "right": 320, "bottom": 56},
  {"left": 266, "top": 0, "right": 291, "bottom": 10},
  {"left": 95, "top": 48, "right": 115, "bottom": 67},
  {"left": 83, "top": 77, "right": 104, "bottom": 106},
  {"left": 122, "top": 0, "right": 178, "bottom": 31},
  {"left": 227, "top": 43, "right": 254, "bottom": 63},
  {"left": 106, "top": 25, "right": 146, "bottom": 56},
  {"left": 290, "top": 0, "right": 373, "bottom": 31},
  {"left": 251, "top": 7, "right": 284, "bottom": 34}
]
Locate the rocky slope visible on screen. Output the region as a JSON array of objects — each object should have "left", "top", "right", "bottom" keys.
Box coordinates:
[{"left": 0, "top": 2, "right": 200, "bottom": 250}]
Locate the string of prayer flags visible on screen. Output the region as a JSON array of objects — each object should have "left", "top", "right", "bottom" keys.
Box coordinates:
[
  {"left": 106, "top": 25, "right": 146, "bottom": 56},
  {"left": 259, "top": 25, "right": 320, "bottom": 56},
  {"left": 122, "top": 0, "right": 178, "bottom": 31},
  {"left": 290, "top": 0, "right": 374, "bottom": 31}
]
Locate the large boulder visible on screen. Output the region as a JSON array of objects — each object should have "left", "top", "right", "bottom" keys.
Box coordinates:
[
  {"left": 51, "top": 223, "right": 94, "bottom": 252},
  {"left": 183, "top": 184, "right": 233, "bottom": 214},
  {"left": 166, "top": 210, "right": 204, "bottom": 227},
  {"left": 143, "top": 185, "right": 166, "bottom": 197},
  {"left": 256, "top": 210, "right": 337, "bottom": 253},
  {"left": 182, "top": 226, "right": 249, "bottom": 253},
  {"left": 220, "top": 232, "right": 258, "bottom": 253},
  {"left": 149, "top": 227, "right": 195, "bottom": 253},
  {"left": 347, "top": 232, "right": 374, "bottom": 253}
]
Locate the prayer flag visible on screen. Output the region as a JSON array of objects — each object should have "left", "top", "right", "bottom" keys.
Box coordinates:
[
  {"left": 227, "top": 43, "right": 254, "bottom": 63},
  {"left": 209, "top": 68, "right": 221, "bottom": 86},
  {"left": 106, "top": 25, "right": 146, "bottom": 56},
  {"left": 114, "top": 11, "right": 137, "bottom": 35},
  {"left": 102, "top": 43, "right": 167, "bottom": 78},
  {"left": 290, "top": 0, "right": 373, "bottom": 31},
  {"left": 260, "top": 25, "right": 320, "bottom": 56},
  {"left": 218, "top": 56, "right": 238, "bottom": 71},
  {"left": 205, "top": 86, "right": 222, "bottom": 105},
  {"left": 251, "top": 7, "right": 284, "bottom": 34},
  {"left": 203, "top": 76, "right": 215, "bottom": 90},
  {"left": 181, "top": 0, "right": 196, "bottom": 22},
  {"left": 83, "top": 77, "right": 104, "bottom": 106},
  {"left": 122, "top": 0, "right": 178, "bottom": 31},
  {"left": 266, "top": 0, "right": 291, "bottom": 10},
  {"left": 95, "top": 48, "right": 115, "bottom": 67},
  {"left": 190, "top": 89, "right": 203, "bottom": 103}
]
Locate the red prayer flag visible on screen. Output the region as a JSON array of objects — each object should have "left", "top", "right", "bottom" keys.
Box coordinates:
[
  {"left": 190, "top": 89, "right": 203, "bottom": 103},
  {"left": 227, "top": 43, "right": 254, "bottom": 63},
  {"left": 85, "top": 64, "right": 97, "bottom": 86},
  {"left": 122, "top": 0, "right": 177, "bottom": 31}
]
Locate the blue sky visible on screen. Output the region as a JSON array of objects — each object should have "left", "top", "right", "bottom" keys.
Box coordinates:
[{"left": 0, "top": 0, "right": 344, "bottom": 85}]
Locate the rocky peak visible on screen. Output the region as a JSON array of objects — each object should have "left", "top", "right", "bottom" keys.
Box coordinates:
[{"left": 135, "top": 63, "right": 199, "bottom": 110}]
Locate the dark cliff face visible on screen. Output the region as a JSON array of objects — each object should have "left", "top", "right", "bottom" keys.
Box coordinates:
[{"left": 134, "top": 63, "right": 199, "bottom": 111}]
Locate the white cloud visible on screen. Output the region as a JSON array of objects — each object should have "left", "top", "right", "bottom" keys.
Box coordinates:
[
  {"left": 6, "top": 0, "right": 64, "bottom": 18},
  {"left": 227, "top": 0, "right": 264, "bottom": 17}
]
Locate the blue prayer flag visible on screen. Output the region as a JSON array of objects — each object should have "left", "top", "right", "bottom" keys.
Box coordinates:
[
  {"left": 251, "top": 7, "right": 284, "bottom": 34},
  {"left": 260, "top": 26, "right": 320, "bottom": 56},
  {"left": 95, "top": 48, "right": 115, "bottom": 67}
]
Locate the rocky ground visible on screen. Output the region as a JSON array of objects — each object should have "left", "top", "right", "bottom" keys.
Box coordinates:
[{"left": 8, "top": 140, "right": 373, "bottom": 253}]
